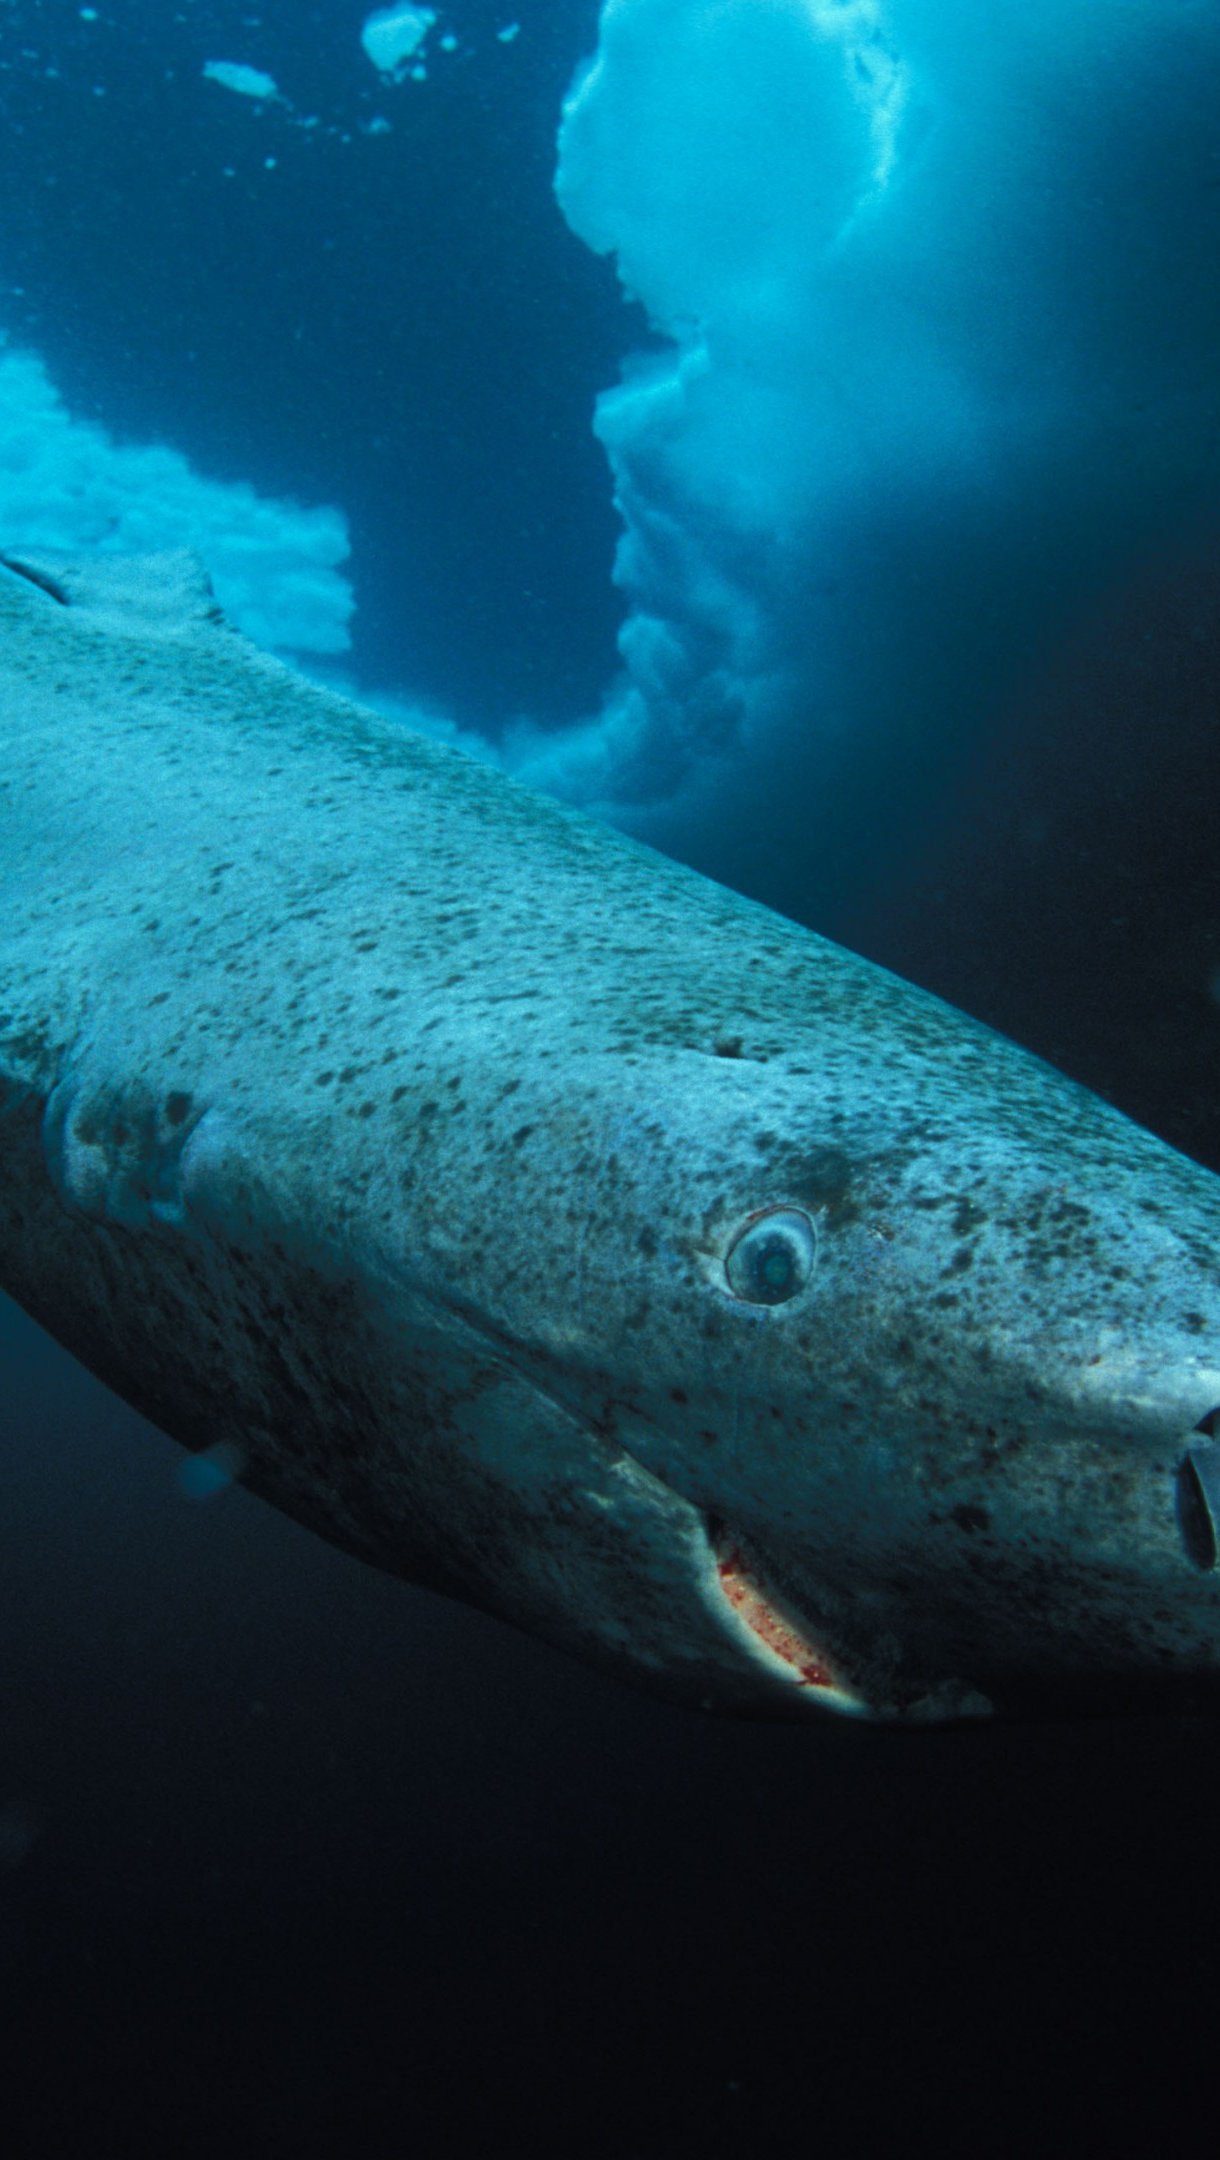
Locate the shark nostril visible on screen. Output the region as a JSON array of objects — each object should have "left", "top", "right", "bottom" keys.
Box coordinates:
[{"left": 1176, "top": 1420, "right": 1220, "bottom": 1571}]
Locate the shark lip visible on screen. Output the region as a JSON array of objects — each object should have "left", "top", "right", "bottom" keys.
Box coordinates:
[
  {"left": 703, "top": 1513, "right": 869, "bottom": 1714},
  {"left": 434, "top": 1304, "right": 892, "bottom": 1716},
  {"left": 434, "top": 1305, "right": 870, "bottom": 1709}
]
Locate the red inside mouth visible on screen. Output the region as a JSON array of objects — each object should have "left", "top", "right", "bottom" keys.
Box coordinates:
[{"left": 711, "top": 1526, "right": 838, "bottom": 1690}]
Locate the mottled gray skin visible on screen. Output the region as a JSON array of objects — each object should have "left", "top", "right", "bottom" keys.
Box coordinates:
[{"left": 3, "top": 551, "right": 1220, "bottom": 1724}]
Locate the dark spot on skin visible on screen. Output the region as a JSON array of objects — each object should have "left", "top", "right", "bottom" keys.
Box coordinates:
[
  {"left": 316, "top": 1071, "right": 334, "bottom": 1086},
  {"left": 357, "top": 1102, "right": 376, "bottom": 1120},
  {"left": 638, "top": 1228, "right": 658, "bottom": 1257},
  {"left": 390, "top": 1085, "right": 407, "bottom": 1104},
  {"left": 670, "top": 1387, "right": 688, "bottom": 1405},
  {"left": 714, "top": 1036, "right": 743, "bottom": 1058},
  {"left": 952, "top": 1198, "right": 988, "bottom": 1236},
  {"left": 765, "top": 1144, "right": 855, "bottom": 1223},
  {"left": 512, "top": 1126, "right": 535, "bottom": 1147},
  {"left": 420, "top": 1101, "right": 438, "bottom": 1120},
  {"left": 1185, "top": 1312, "right": 1207, "bottom": 1334},
  {"left": 164, "top": 1091, "right": 192, "bottom": 1127},
  {"left": 952, "top": 1503, "right": 991, "bottom": 1534},
  {"left": 943, "top": 1246, "right": 974, "bottom": 1275}
]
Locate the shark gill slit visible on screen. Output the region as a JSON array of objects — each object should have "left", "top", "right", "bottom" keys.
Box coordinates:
[{"left": 1177, "top": 1409, "right": 1220, "bottom": 1573}]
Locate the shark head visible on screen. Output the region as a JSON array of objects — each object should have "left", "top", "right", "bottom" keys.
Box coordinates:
[{"left": 355, "top": 956, "right": 1220, "bottom": 1725}]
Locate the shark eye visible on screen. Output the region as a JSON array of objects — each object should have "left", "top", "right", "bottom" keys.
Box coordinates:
[{"left": 725, "top": 1208, "right": 816, "bottom": 1306}]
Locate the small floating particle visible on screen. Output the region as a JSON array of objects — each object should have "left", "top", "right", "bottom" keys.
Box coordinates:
[{"left": 203, "top": 59, "right": 280, "bottom": 102}]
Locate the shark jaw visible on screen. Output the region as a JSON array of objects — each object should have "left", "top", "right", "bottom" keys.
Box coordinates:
[{"left": 706, "top": 1518, "right": 864, "bottom": 1709}]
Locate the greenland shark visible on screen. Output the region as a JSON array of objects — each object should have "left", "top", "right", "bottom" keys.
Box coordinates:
[{"left": 3, "top": 548, "right": 1220, "bottom": 1723}]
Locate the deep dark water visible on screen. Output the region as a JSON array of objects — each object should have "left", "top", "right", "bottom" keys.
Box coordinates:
[
  {"left": 1, "top": 3, "right": 1220, "bottom": 2156},
  {"left": 642, "top": 527, "right": 1220, "bottom": 1175},
  {"left": 0, "top": 0, "right": 623, "bottom": 729},
  {"left": 833, "top": 538, "right": 1220, "bottom": 1172},
  {"left": 8, "top": 1285, "right": 1220, "bottom": 2160}
]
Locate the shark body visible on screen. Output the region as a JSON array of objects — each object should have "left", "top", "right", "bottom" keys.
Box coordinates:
[{"left": 3, "top": 549, "right": 1220, "bottom": 1722}]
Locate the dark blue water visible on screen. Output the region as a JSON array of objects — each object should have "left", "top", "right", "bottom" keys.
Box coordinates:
[
  {"left": 0, "top": 0, "right": 621, "bottom": 724},
  {"left": 2, "top": 6, "right": 1220, "bottom": 2155}
]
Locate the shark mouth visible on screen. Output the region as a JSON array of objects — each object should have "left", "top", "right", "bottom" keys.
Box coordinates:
[{"left": 704, "top": 1515, "right": 869, "bottom": 1716}]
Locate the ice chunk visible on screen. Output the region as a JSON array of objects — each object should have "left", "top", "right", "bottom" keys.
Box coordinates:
[
  {"left": 0, "top": 348, "right": 352, "bottom": 656},
  {"left": 550, "top": 0, "right": 1220, "bottom": 814},
  {"left": 202, "top": 60, "right": 280, "bottom": 102},
  {"left": 361, "top": 6, "right": 436, "bottom": 78}
]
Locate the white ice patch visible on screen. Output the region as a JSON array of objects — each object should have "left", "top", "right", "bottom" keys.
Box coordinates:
[
  {"left": 0, "top": 346, "right": 352, "bottom": 656},
  {"left": 550, "top": 0, "right": 1220, "bottom": 816},
  {"left": 361, "top": 6, "right": 436, "bottom": 78},
  {"left": 202, "top": 60, "right": 280, "bottom": 102}
]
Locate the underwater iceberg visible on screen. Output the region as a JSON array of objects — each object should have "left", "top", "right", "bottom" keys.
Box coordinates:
[
  {"left": 0, "top": 346, "right": 352, "bottom": 656},
  {"left": 552, "top": 0, "right": 1220, "bottom": 811}
]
